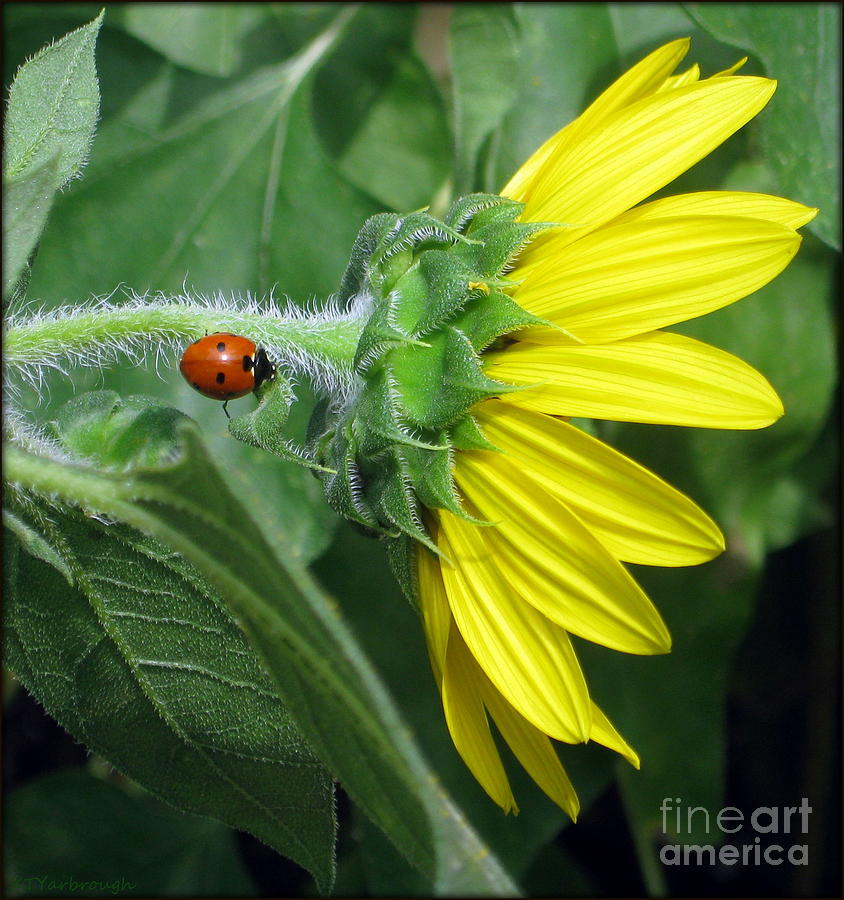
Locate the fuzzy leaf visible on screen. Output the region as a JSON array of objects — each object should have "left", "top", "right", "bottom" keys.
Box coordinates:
[
  {"left": 2, "top": 506, "right": 73, "bottom": 586},
  {"left": 226, "top": 376, "right": 315, "bottom": 468},
  {"left": 4, "top": 485, "right": 336, "bottom": 892},
  {"left": 4, "top": 10, "right": 103, "bottom": 188},
  {"left": 51, "top": 391, "right": 188, "bottom": 471},
  {"left": 2, "top": 153, "right": 59, "bottom": 297},
  {"left": 687, "top": 2, "right": 841, "bottom": 250},
  {"left": 4, "top": 413, "right": 519, "bottom": 897}
]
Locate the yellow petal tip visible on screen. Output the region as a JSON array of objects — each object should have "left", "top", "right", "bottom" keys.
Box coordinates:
[{"left": 654, "top": 631, "right": 672, "bottom": 655}]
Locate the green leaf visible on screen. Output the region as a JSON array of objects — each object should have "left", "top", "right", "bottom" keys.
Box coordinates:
[
  {"left": 28, "top": 7, "right": 382, "bottom": 303},
  {"left": 4, "top": 498, "right": 337, "bottom": 892},
  {"left": 310, "top": 5, "right": 419, "bottom": 158},
  {"left": 449, "top": 5, "right": 521, "bottom": 194},
  {"left": 109, "top": 5, "right": 265, "bottom": 78},
  {"left": 478, "top": 4, "right": 620, "bottom": 192},
  {"left": 5, "top": 768, "right": 256, "bottom": 898},
  {"left": 2, "top": 506, "right": 73, "bottom": 585},
  {"left": 676, "top": 247, "right": 837, "bottom": 564},
  {"left": 336, "top": 53, "right": 451, "bottom": 211},
  {"left": 3, "top": 10, "right": 103, "bottom": 188},
  {"left": 2, "top": 153, "right": 59, "bottom": 297},
  {"left": 606, "top": 3, "right": 698, "bottom": 55},
  {"left": 51, "top": 391, "right": 189, "bottom": 470},
  {"left": 4, "top": 418, "right": 519, "bottom": 896},
  {"left": 686, "top": 2, "right": 841, "bottom": 250}
]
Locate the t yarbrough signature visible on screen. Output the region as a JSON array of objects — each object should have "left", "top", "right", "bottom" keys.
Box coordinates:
[{"left": 15, "top": 874, "right": 138, "bottom": 895}]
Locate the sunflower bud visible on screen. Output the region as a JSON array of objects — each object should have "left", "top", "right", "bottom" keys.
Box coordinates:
[{"left": 308, "top": 194, "right": 551, "bottom": 549}]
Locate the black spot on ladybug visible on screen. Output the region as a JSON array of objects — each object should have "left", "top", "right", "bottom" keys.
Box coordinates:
[
  {"left": 242, "top": 355, "right": 253, "bottom": 371},
  {"left": 216, "top": 341, "right": 226, "bottom": 351},
  {"left": 216, "top": 372, "right": 225, "bottom": 385}
]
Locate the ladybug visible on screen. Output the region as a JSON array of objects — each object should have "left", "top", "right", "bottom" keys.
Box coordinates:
[{"left": 179, "top": 332, "right": 275, "bottom": 415}]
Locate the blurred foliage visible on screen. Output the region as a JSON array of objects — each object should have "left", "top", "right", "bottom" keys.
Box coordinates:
[
  {"left": 5, "top": 769, "right": 256, "bottom": 897},
  {"left": 3, "top": 3, "right": 839, "bottom": 897}
]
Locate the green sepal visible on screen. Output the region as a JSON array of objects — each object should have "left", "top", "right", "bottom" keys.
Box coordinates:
[
  {"left": 403, "top": 441, "right": 460, "bottom": 514},
  {"left": 391, "top": 328, "right": 518, "bottom": 428},
  {"left": 378, "top": 248, "right": 415, "bottom": 295},
  {"left": 353, "top": 369, "right": 447, "bottom": 458},
  {"left": 323, "top": 442, "right": 387, "bottom": 534},
  {"left": 227, "top": 378, "right": 328, "bottom": 471},
  {"left": 384, "top": 534, "right": 420, "bottom": 610},
  {"left": 403, "top": 441, "right": 488, "bottom": 525},
  {"left": 443, "top": 193, "right": 518, "bottom": 232},
  {"left": 353, "top": 291, "right": 427, "bottom": 375},
  {"left": 371, "top": 450, "right": 438, "bottom": 552},
  {"left": 337, "top": 212, "right": 399, "bottom": 302},
  {"left": 371, "top": 211, "right": 469, "bottom": 296},
  {"left": 454, "top": 287, "right": 545, "bottom": 352},
  {"left": 458, "top": 219, "right": 550, "bottom": 278},
  {"left": 375, "top": 210, "right": 474, "bottom": 262},
  {"left": 452, "top": 198, "right": 553, "bottom": 277},
  {"left": 396, "top": 250, "right": 478, "bottom": 337},
  {"left": 450, "top": 413, "right": 501, "bottom": 452},
  {"left": 309, "top": 191, "right": 547, "bottom": 548}
]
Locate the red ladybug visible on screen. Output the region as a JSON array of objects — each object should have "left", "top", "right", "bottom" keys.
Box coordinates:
[{"left": 179, "top": 333, "right": 274, "bottom": 414}]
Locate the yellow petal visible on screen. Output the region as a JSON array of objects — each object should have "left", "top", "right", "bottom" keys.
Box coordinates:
[
  {"left": 501, "top": 127, "right": 570, "bottom": 209},
  {"left": 481, "top": 674, "right": 580, "bottom": 819},
  {"left": 657, "top": 62, "right": 700, "bottom": 91},
  {"left": 512, "top": 216, "right": 800, "bottom": 343},
  {"left": 454, "top": 449, "right": 673, "bottom": 652},
  {"left": 612, "top": 191, "right": 818, "bottom": 230},
  {"left": 712, "top": 58, "right": 748, "bottom": 78},
  {"left": 416, "top": 540, "right": 451, "bottom": 687},
  {"left": 437, "top": 509, "right": 592, "bottom": 742},
  {"left": 442, "top": 625, "right": 517, "bottom": 813},
  {"left": 590, "top": 702, "right": 640, "bottom": 768},
  {"left": 475, "top": 400, "right": 724, "bottom": 566},
  {"left": 486, "top": 331, "right": 784, "bottom": 429},
  {"left": 503, "top": 39, "right": 690, "bottom": 201},
  {"left": 517, "top": 76, "right": 776, "bottom": 249}
]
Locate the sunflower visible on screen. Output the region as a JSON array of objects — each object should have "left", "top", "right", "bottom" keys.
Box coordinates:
[{"left": 415, "top": 38, "right": 817, "bottom": 817}]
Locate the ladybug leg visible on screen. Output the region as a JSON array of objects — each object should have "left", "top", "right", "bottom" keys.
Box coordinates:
[{"left": 222, "top": 400, "right": 231, "bottom": 419}]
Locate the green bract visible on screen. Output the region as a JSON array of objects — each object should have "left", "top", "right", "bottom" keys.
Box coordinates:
[{"left": 308, "top": 194, "right": 552, "bottom": 552}]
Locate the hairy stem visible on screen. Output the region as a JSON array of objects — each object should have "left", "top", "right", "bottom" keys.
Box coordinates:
[{"left": 4, "top": 300, "right": 367, "bottom": 388}]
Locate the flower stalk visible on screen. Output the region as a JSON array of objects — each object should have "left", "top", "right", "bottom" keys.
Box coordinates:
[{"left": 4, "top": 294, "right": 367, "bottom": 398}]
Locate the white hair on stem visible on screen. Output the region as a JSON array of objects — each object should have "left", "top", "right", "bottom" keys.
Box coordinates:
[{"left": 4, "top": 284, "right": 369, "bottom": 406}]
